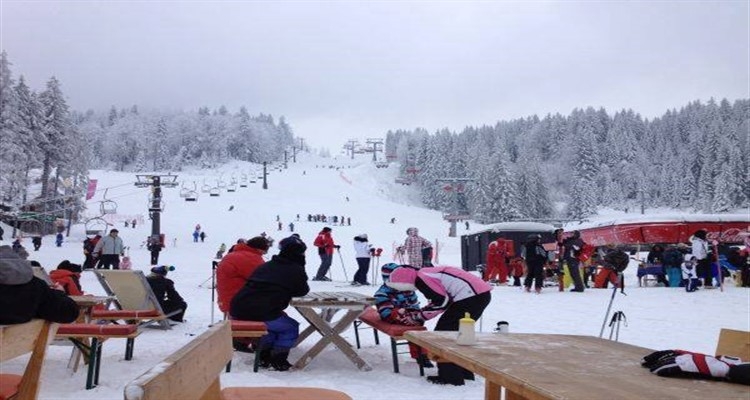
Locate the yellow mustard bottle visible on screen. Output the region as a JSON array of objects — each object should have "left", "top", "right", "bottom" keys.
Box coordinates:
[{"left": 456, "top": 312, "right": 476, "bottom": 345}]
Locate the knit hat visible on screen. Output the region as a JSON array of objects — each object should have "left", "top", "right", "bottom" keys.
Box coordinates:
[
  {"left": 380, "top": 263, "right": 400, "bottom": 282},
  {"left": 246, "top": 236, "right": 270, "bottom": 251},
  {"left": 0, "top": 245, "right": 33, "bottom": 285},
  {"left": 322, "top": 227, "right": 332, "bottom": 233},
  {"left": 151, "top": 265, "right": 175, "bottom": 276},
  {"left": 279, "top": 235, "right": 307, "bottom": 256},
  {"left": 57, "top": 260, "right": 82, "bottom": 273},
  {"left": 385, "top": 266, "right": 418, "bottom": 292}
]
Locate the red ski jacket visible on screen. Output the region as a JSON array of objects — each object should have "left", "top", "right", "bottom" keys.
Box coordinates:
[{"left": 216, "top": 243, "right": 266, "bottom": 313}]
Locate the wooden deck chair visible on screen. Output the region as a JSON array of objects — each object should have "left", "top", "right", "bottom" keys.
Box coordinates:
[
  {"left": 124, "top": 321, "right": 352, "bottom": 400},
  {"left": 92, "top": 270, "right": 179, "bottom": 330},
  {"left": 716, "top": 328, "right": 750, "bottom": 361},
  {"left": 31, "top": 266, "right": 53, "bottom": 286},
  {"left": 0, "top": 320, "right": 58, "bottom": 400}
]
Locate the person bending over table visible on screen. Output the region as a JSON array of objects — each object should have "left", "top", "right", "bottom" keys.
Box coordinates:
[
  {"left": 387, "top": 265, "right": 492, "bottom": 386},
  {"left": 50, "top": 260, "right": 85, "bottom": 295},
  {"left": 230, "top": 234, "right": 310, "bottom": 371},
  {"left": 374, "top": 263, "right": 432, "bottom": 368}
]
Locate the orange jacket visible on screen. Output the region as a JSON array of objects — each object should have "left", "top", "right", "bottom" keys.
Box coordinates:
[
  {"left": 487, "top": 239, "right": 508, "bottom": 268},
  {"left": 49, "top": 269, "right": 84, "bottom": 296},
  {"left": 216, "top": 243, "right": 265, "bottom": 313}
]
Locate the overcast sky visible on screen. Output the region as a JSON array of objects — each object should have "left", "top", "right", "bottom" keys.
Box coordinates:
[{"left": 1, "top": 1, "right": 748, "bottom": 150}]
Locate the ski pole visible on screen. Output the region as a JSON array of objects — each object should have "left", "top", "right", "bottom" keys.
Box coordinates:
[
  {"left": 210, "top": 261, "right": 217, "bottom": 326},
  {"left": 370, "top": 257, "right": 376, "bottom": 285},
  {"left": 336, "top": 248, "right": 348, "bottom": 281}
]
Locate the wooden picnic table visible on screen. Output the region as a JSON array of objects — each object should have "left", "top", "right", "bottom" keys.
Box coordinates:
[
  {"left": 65, "top": 295, "right": 114, "bottom": 371},
  {"left": 404, "top": 331, "right": 750, "bottom": 400},
  {"left": 291, "top": 291, "right": 376, "bottom": 371}
]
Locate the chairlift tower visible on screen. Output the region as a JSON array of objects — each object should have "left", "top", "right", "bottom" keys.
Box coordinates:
[
  {"left": 435, "top": 178, "right": 475, "bottom": 237},
  {"left": 262, "top": 162, "right": 268, "bottom": 190},
  {"left": 366, "top": 138, "right": 383, "bottom": 162},
  {"left": 135, "top": 174, "right": 178, "bottom": 244},
  {"left": 346, "top": 139, "right": 358, "bottom": 160}
]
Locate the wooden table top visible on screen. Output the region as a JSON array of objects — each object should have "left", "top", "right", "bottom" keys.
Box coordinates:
[
  {"left": 291, "top": 291, "right": 375, "bottom": 307},
  {"left": 404, "top": 331, "right": 750, "bottom": 400},
  {"left": 68, "top": 295, "right": 113, "bottom": 307}
]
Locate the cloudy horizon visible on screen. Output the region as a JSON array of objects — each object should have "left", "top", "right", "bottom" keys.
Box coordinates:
[{"left": 2, "top": 0, "right": 748, "bottom": 149}]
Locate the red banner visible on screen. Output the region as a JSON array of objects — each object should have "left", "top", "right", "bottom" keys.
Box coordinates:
[{"left": 86, "top": 179, "right": 98, "bottom": 200}]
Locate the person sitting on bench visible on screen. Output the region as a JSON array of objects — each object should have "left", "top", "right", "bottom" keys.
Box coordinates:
[
  {"left": 230, "top": 235, "right": 310, "bottom": 371},
  {"left": 0, "top": 245, "right": 79, "bottom": 324},
  {"left": 146, "top": 265, "right": 187, "bottom": 322},
  {"left": 50, "top": 260, "right": 85, "bottom": 295}
]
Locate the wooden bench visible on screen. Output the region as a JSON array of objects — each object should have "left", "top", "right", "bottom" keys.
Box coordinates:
[
  {"left": 226, "top": 319, "right": 267, "bottom": 373},
  {"left": 124, "top": 321, "right": 352, "bottom": 400},
  {"left": 716, "top": 328, "right": 750, "bottom": 360},
  {"left": 0, "top": 320, "right": 57, "bottom": 400},
  {"left": 353, "top": 307, "right": 428, "bottom": 375},
  {"left": 55, "top": 323, "right": 140, "bottom": 389}
]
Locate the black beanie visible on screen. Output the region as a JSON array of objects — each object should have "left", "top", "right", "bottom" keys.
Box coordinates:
[{"left": 246, "top": 236, "right": 270, "bottom": 251}]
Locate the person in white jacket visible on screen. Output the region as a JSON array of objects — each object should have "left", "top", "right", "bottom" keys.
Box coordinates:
[
  {"left": 352, "top": 234, "right": 373, "bottom": 285},
  {"left": 93, "top": 229, "right": 125, "bottom": 270},
  {"left": 690, "top": 229, "right": 711, "bottom": 288}
]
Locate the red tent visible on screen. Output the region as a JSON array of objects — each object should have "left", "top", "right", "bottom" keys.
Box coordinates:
[{"left": 576, "top": 216, "right": 749, "bottom": 246}]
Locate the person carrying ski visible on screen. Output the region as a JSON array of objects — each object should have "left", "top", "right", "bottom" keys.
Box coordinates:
[
  {"left": 387, "top": 265, "right": 492, "bottom": 386},
  {"left": 352, "top": 234, "right": 372, "bottom": 285},
  {"left": 312, "top": 227, "right": 338, "bottom": 281},
  {"left": 401, "top": 227, "right": 432, "bottom": 268}
]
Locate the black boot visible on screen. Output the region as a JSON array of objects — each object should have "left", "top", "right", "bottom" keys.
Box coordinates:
[
  {"left": 258, "top": 348, "right": 272, "bottom": 368},
  {"left": 270, "top": 350, "right": 292, "bottom": 371},
  {"left": 427, "top": 363, "right": 464, "bottom": 386}
]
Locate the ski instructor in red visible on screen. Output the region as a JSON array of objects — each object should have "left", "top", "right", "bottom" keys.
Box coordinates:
[{"left": 312, "top": 227, "right": 339, "bottom": 281}]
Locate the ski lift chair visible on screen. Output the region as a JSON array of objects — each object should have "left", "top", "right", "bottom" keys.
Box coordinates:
[
  {"left": 85, "top": 217, "right": 109, "bottom": 236},
  {"left": 100, "top": 189, "right": 118, "bottom": 215},
  {"left": 227, "top": 184, "right": 237, "bottom": 193},
  {"left": 185, "top": 191, "right": 198, "bottom": 202},
  {"left": 209, "top": 188, "right": 220, "bottom": 197}
]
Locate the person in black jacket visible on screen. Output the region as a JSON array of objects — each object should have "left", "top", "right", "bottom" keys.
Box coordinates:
[
  {"left": 146, "top": 265, "right": 187, "bottom": 322},
  {"left": 230, "top": 234, "right": 310, "bottom": 371},
  {"left": 522, "top": 234, "right": 548, "bottom": 293},
  {"left": 562, "top": 230, "right": 586, "bottom": 292},
  {"left": 0, "top": 245, "right": 79, "bottom": 325}
]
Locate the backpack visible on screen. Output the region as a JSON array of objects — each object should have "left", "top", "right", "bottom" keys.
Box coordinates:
[{"left": 603, "top": 250, "right": 630, "bottom": 272}]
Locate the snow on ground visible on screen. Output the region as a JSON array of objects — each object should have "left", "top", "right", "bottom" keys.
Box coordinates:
[{"left": 1, "top": 152, "right": 749, "bottom": 400}]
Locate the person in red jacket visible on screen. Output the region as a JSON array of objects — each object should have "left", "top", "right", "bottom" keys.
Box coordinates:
[
  {"left": 49, "top": 260, "right": 85, "bottom": 296},
  {"left": 485, "top": 239, "right": 509, "bottom": 284},
  {"left": 312, "top": 227, "right": 339, "bottom": 281},
  {"left": 217, "top": 236, "right": 270, "bottom": 314}
]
